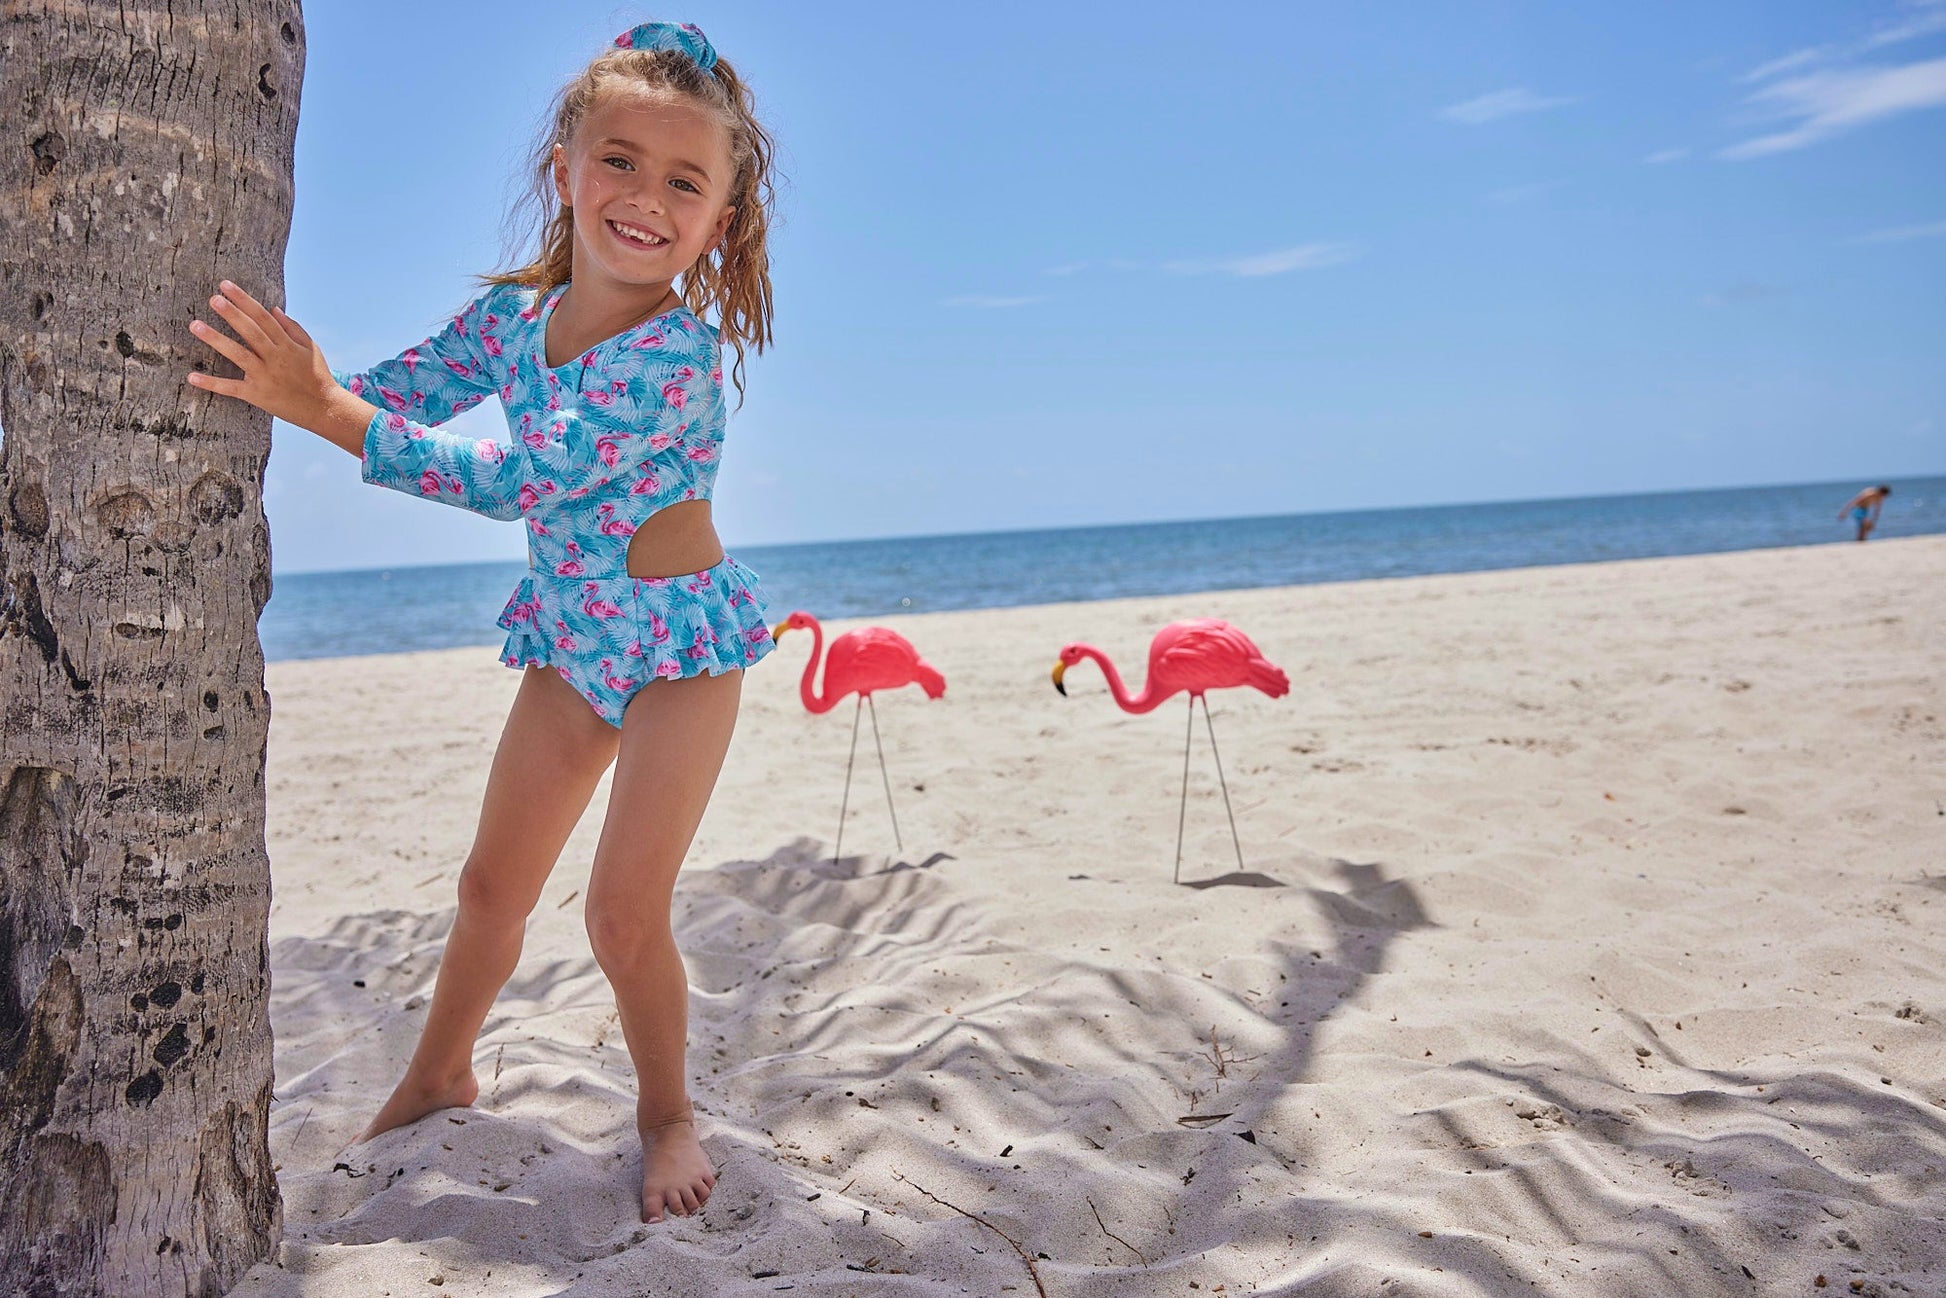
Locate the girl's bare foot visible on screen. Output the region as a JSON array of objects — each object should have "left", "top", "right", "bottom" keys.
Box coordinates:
[
  {"left": 640, "top": 1113, "right": 716, "bottom": 1223},
  {"left": 347, "top": 1067, "right": 480, "bottom": 1149}
]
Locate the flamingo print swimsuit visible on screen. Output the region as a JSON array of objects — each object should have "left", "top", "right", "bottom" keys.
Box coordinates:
[{"left": 332, "top": 280, "right": 775, "bottom": 727}]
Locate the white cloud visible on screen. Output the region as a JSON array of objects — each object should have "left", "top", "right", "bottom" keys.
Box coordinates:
[
  {"left": 1162, "top": 243, "right": 1361, "bottom": 277},
  {"left": 941, "top": 295, "right": 1047, "bottom": 308},
  {"left": 1644, "top": 147, "right": 1691, "bottom": 164},
  {"left": 1864, "top": 3, "right": 1946, "bottom": 52},
  {"left": 1742, "top": 3, "right": 1946, "bottom": 83},
  {"left": 1742, "top": 48, "right": 1827, "bottom": 84},
  {"left": 1850, "top": 218, "right": 1946, "bottom": 243},
  {"left": 1048, "top": 244, "right": 1361, "bottom": 279},
  {"left": 1721, "top": 56, "right": 1946, "bottom": 157},
  {"left": 1438, "top": 88, "right": 1578, "bottom": 125}
]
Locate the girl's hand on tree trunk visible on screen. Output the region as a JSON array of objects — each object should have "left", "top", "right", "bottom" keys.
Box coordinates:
[{"left": 185, "top": 280, "right": 378, "bottom": 456}]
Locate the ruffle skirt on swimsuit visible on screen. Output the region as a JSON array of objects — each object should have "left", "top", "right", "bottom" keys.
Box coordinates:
[{"left": 495, "top": 554, "right": 775, "bottom": 726}]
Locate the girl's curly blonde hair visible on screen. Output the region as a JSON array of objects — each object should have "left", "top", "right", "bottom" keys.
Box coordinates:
[{"left": 483, "top": 40, "right": 778, "bottom": 401}]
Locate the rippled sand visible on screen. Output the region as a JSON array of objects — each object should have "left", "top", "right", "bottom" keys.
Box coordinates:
[{"left": 240, "top": 536, "right": 1946, "bottom": 1297}]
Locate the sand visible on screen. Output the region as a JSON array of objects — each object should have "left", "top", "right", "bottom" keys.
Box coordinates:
[{"left": 234, "top": 536, "right": 1946, "bottom": 1297}]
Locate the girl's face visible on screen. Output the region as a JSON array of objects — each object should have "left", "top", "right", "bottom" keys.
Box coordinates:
[{"left": 553, "top": 89, "right": 736, "bottom": 295}]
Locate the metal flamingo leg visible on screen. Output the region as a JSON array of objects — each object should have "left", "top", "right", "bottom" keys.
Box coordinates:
[
  {"left": 1201, "top": 694, "right": 1246, "bottom": 874},
  {"left": 1175, "top": 694, "right": 1195, "bottom": 886},
  {"left": 834, "top": 694, "right": 863, "bottom": 865},
  {"left": 867, "top": 693, "right": 903, "bottom": 854}
]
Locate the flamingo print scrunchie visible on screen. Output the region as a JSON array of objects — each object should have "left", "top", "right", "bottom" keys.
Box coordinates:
[{"left": 614, "top": 20, "right": 718, "bottom": 72}]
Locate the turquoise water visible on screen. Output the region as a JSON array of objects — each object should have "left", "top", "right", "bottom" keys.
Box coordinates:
[{"left": 260, "top": 476, "right": 1945, "bottom": 663}]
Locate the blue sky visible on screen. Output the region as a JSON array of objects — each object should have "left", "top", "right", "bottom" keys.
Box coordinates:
[{"left": 267, "top": 0, "right": 1946, "bottom": 573}]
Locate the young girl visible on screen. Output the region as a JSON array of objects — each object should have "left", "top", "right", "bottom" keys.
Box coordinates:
[{"left": 185, "top": 20, "right": 779, "bottom": 1224}]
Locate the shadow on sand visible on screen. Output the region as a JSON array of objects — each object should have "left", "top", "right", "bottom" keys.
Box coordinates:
[{"left": 257, "top": 839, "right": 1946, "bottom": 1295}]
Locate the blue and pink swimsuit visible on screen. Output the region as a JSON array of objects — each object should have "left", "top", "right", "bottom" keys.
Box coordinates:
[{"left": 332, "top": 280, "right": 775, "bottom": 726}]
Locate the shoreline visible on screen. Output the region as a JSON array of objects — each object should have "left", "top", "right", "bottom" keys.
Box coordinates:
[
  {"left": 269, "top": 470, "right": 1946, "bottom": 583},
  {"left": 250, "top": 536, "right": 1946, "bottom": 1295},
  {"left": 264, "top": 532, "right": 1943, "bottom": 668},
  {"left": 262, "top": 473, "right": 1946, "bottom": 665}
]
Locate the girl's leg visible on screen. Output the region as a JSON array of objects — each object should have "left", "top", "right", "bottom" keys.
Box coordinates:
[
  {"left": 351, "top": 665, "right": 622, "bottom": 1145},
  {"left": 583, "top": 667, "right": 743, "bottom": 1223}
]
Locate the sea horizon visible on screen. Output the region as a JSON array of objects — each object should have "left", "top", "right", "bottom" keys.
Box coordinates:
[
  {"left": 260, "top": 474, "right": 1946, "bottom": 663},
  {"left": 272, "top": 473, "right": 1929, "bottom": 580}
]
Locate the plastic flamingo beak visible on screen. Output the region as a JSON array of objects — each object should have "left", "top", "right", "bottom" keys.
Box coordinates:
[
  {"left": 1051, "top": 661, "right": 1067, "bottom": 697},
  {"left": 771, "top": 621, "right": 791, "bottom": 641}
]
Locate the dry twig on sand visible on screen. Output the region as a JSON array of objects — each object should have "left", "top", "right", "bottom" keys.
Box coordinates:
[
  {"left": 1190, "top": 1024, "right": 1264, "bottom": 1104},
  {"left": 1087, "top": 1196, "right": 1149, "bottom": 1265},
  {"left": 1201, "top": 1023, "right": 1259, "bottom": 1079},
  {"left": 1205, "top": 1024, "right": 1231, "bottom": 1076},
  {"left": 893, "top": 1172, "right": 1048, "bottom": 1298}
]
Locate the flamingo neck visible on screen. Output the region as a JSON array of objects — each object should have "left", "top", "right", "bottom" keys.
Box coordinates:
[
  {"left": 798, "top": 618, "right": 838, "bottom": 713},
  {"left": 1079, "top": 645, "right": 1161, "bottom": 713}
]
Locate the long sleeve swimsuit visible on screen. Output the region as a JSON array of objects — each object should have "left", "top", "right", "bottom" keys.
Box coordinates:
[{"left": 333, "top": 280, "right": 775, "bottom": 727}]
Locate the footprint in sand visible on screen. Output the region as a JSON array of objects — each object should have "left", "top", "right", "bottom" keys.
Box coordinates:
[{"left": 1513, "top": 1103, "right": 1569, "bottom": 1131}]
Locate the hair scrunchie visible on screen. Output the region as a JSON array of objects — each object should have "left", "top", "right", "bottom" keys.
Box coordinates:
[{"left": 613, "top": 20, "right": 718, "bottom": 72}]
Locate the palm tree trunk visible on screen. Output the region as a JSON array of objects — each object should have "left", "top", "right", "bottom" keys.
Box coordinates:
[{"left": 0, "top": 3, "right": 302, "bottom": 1293}]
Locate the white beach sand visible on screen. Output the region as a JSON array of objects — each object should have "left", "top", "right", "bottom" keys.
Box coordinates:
[{"left": 236, "top": 537, "right": 1946, "bottom": 1297}]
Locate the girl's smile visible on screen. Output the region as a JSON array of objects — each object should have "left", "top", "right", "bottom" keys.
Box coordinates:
[
  {"left": 553, "top": 92, "right": 735, "bottom": 300},
  {"left": 606, "top": 218, "right": 669, "bottom": 248}
]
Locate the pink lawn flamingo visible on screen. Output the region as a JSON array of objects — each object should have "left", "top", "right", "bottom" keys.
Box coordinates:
[
  {"left": 1052, "top": 618, "right": 1289, "bottom": 884},
  {"left": 771, "top": 610, "right": 946, "bottom": 863}
]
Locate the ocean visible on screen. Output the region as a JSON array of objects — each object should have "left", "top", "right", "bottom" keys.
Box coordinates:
[{"left": 259, "top": 476, "right": 1945, "bottom": 663}]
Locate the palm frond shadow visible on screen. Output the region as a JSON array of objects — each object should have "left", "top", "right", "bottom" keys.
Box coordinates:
[
  {"left": 257, "top": 840, "right": 1928, "bottom": 1295},
  {"left": 658, "top": 848, "right": 1509, "bottom": 1292},
  {"left": 264, "top": 847, "right": 1457, "bottom": 1289}
]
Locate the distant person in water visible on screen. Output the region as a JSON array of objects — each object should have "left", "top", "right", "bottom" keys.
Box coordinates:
[{"left": 1838, "top": 485, "right": 1892, "bottom": 541}]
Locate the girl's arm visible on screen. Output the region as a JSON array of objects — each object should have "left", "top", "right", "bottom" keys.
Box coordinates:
[
  {"left": 187, "top": 280, "right": 381, "bottom": 455},
  {"left": 331, "top": 289, "right": 532, "bottom": 521},
  {"left": 330, "top": 295, "right": 498, "bottom": 428},
  {"left": 187, "top": 281, "right": 527, "bottom": 521}
]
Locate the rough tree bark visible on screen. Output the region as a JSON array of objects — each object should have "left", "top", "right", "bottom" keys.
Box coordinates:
[{"left": 0, "top": 3, "right": 303, "bottom": 1295}]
